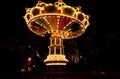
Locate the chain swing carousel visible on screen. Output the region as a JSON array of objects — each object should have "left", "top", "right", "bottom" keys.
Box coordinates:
[{"left": 23, "top": 0, "right": 90, "bottom": 71}]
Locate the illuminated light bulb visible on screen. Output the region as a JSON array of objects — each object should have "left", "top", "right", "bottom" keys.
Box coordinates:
[
  {"left": 28, "top": 57, "right": 32, "bottom": 61},
  {"left": 58, "top": 0, "right": 63, "bottom": 2}
]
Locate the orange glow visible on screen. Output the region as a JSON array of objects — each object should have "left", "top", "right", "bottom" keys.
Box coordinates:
[{"left": 58, "top": 0, "right": 63, "bottom": 2}]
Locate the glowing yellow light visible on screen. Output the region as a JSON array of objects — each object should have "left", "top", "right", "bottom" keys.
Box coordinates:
[
  {"left": 46, "top": 63, "right": 67, "bottom": 65},
  {"left": 44, "top": 54, "right": 68, "bottom": 65}
]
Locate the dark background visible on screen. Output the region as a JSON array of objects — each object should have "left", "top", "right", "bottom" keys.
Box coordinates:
[{"left": 0, "top": 0, "right": 119, "bottom": 78}]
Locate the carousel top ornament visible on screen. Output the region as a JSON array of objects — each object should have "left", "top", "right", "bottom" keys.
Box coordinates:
[{"left": 24, "top": 0, "right": 90, "bottom": 39}]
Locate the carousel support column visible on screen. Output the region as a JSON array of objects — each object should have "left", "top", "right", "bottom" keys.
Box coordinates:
[{"left": 44, "top": 33, "right": 68, "bottom": 72}]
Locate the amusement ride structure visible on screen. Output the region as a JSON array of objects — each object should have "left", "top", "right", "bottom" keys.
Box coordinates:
[{"left": 23, "top": 0, "right": 90, "bottom": 67}]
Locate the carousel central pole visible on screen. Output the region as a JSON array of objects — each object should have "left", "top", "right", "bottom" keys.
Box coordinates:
[{"left": 44, "top": 32, "right": 68, "bottom": 66}]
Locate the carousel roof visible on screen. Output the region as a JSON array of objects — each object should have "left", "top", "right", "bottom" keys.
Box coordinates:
[{"left": 24, "top": 0, "right": 90, "bottom": 39}]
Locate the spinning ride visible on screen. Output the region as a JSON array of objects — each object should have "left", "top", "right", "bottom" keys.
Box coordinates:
[{"left": 24, "top": 0, "right": 90, "bottom": 66}]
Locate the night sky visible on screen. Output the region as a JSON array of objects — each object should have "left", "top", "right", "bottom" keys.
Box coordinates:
[{"left": 0, "top": 0, "right": 119, "bottom": 78}]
